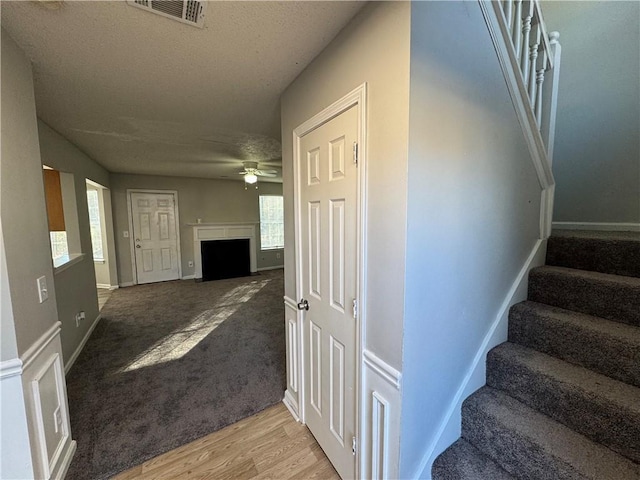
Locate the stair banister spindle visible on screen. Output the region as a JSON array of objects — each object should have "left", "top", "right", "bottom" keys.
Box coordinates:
[
  {"left": 512, "top": 0, "right": 523, "bottom": 59},
  {"left": 528, "top": 22, "right": 542, "bottom": 106},
  {"left": 504, "top": 0, "right": 514, "bottom": 30},
  {"left": 540, "top": 31, "right": 561, "bottom": 166},
  {"left": 520, "top": 1, "right": 535, "bottom": 81},
  {"left": 535, "top": 48, "right": 548, "bottom": 126}
]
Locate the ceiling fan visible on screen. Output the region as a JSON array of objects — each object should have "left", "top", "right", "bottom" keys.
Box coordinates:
[{"left": 238, "top": 161, "right": 277, "bottom": 185}]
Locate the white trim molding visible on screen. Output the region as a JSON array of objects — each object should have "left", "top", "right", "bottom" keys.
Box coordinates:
[
  {"left": 257, "top": 265, "right": 284, "bottom": 272},
  {"left": 552, "top": 222, "right": 640, "bottom": 232},
  {"left": 96, "top": 283, "right": 119, "bottom": 290},
  {"left": 20, "top": 321, "right": 61, "bottom": 371},
  {"left": 416, "top": 239, "right": 547, "bottom": 478},
  {"left": 363, "top": 350, "right": 401, "bottom": 390},
  {"left": 0, "top": 358, "right": 23, "bottom": 379},
  {"left": 119, "top": 282, "right": 134, "bottom": 288},
  {"left": 64, "top": 315, "right": 101, "bottom": 375}
]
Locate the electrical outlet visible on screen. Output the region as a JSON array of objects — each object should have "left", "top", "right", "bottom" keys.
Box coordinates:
[
  {"left": 188, "top": 261, "right": 194, "bottom": 268},
  {"left": 75, "top": 313, "right": 80, "bottom": 327},
  {"left": 37, "top": 276, "right": 48, "bottom": 303},
  {"left": 276, "top": 252, "right": 281, "bottom": 259}
]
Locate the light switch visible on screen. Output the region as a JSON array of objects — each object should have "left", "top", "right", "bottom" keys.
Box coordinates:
[
  {"left": 37, "top": 276, "right": 48, "bottom": 303},
  {"left": 123, "top": 231, "right": 129, "bottom": 238}
]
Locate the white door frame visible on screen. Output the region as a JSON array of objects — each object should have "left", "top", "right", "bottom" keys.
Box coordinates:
[
  {"left": 126, "top": 189, "right": 183, "bottom": 285},
  {"left": 292, "top": 83, "right": 368, "bottom": 477}
]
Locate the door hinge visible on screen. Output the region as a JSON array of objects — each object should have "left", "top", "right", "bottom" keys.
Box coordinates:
[
  {"left": 352, "top": 436, "right": 357, "bottom": 455},
  {"left": 352, "top": 299, "right": 358, "bottom": 319},
  {"left": 353, "top": 142, "right": 358, "bottom": 166}
]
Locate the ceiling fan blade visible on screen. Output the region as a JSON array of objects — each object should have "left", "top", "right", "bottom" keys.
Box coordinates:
[{"left": 255, "top": 170, "right": 278, "bottom": 176}]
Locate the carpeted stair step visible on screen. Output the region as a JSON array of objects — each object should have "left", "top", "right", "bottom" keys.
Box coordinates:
[
  {"left": 547, "top": 230, "right": 640, "bottom": 277},
  {"left": 462, "top": 387, "right": 640, "bottom": 479},
  {"left": 431, "top": 438, "right": 515, "bottom": 480},
  {"left": 486, "top": 342, "right": 640, "bottom": 462},
  {"left": 509, "top": 301, "right": 640, "bottom": 387},
  {"left": 528, "top": 266, "right": 640, "bottom": 326}
]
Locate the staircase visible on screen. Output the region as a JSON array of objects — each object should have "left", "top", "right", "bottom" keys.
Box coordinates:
[{"left": 432, "top": 230, "right": 640, "bottom": 479}]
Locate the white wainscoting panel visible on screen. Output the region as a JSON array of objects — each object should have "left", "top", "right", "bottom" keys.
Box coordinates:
[
  {"left": 283, "top": 296, "right": 300, "bottom": 420},
  {"left": 21, "top": 326, "right": 76, "bottom": 480},
  {"left": 361, "top": 350, "right": 401, "bottom": 480}
]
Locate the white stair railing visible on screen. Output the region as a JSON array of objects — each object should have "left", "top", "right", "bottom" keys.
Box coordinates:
[{"left": 479, "top": 0, "right": 561, "bottom": 238}]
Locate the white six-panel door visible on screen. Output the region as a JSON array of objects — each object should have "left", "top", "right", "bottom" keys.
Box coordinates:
[
  {"left": 130, "top": 191, "right": 180, "bottom": 284},
  {"left": 299, "top": 105, "right": 358, "bottom": 479}
]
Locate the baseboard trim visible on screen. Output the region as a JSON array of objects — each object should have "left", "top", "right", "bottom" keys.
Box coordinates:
[
  {"left": 257, "top": 265, "right": 285, "bottom": 272},
  {"left": 0, "top": 358, "right": 23, "bottom": 379},
  {"left": 552, "top": 221, "right": 640, "bottom": 232},
  {"left": 96, "top": 283, "right": 119, "bottom": 290},
  {"left": 363, "top": 350, "right": 401, "bottom": 390},
  {"left": 181, "top": 275, "right": 195, "bottom": 280},
  {"left": 51, "top": 439, "right": 76, "bottom": 480},
  {"left": 283, "top": 391, "right": 300, "bottom": 422},
  {"left": 64, "top": 315, "right": 101, "bottom": 375},
  {"left": 20, "top": 322, "right": 62, "bottom": 371},
  {"left": 415, "top": 239, "right": 546, "bottom": 478},
  {"left": 119, "top": 282, "right": 134, "bottom": 288}
]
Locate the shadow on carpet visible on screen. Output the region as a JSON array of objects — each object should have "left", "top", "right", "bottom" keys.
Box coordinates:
[{"left": 65, "top": 270, "right": 286, "bottom": 480}]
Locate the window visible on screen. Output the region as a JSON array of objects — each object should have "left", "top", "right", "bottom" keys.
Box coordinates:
[
  {"left": 86, "top": 189, "right": 104, "bottom": 261},
  {"left": 259, "top": 195, "right": 284, "bottom": 250}
]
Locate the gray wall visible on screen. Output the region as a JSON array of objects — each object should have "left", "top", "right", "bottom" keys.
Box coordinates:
[
  {"left": 37, "top": 120, "right": 111, "bottom": 363},
  {"left": 110, "top": 174, "right": 284, "bottom": 285},
  {"left": 281, "top": 1, "right": 411, "bottom": 371},
  {"left": 400, "top": 2, "right": 543, "bottom": 476},
  {"left": 544, "top": 1, "right": 640, "bottom": 223},
  {"left": 0, "top": 29, "right": 56, "bottom": 478},
  {"left": 1, "top": 30, "right": 60, "bottom": 357}
]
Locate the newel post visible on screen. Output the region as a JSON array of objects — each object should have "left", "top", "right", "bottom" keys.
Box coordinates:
[{"left": 540, "top": 31, "right": 561, "bottom": 167}]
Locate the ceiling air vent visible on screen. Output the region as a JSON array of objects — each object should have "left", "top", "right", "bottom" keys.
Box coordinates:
[{"left": 128, "top": 0, "right": 206, "bottom": 28}]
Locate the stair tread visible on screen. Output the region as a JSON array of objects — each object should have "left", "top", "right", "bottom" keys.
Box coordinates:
[
  {"left": 552, "top": 229, "right": 640, "bottom": 242},
  {"left": 432, "top": 439, "right": 515, "bottom": 480},
  {"left": 509, "top": 301, "right": 640, "bottom": 387},
  {"left": 532, "top": 265, "right": 640, "bottom": 284},
  {"left": 488, "top": 342, "right": 640, "bottom": 462},
  {"left": 513, "top": 301, "right": 640, "bottom": 340},
  {"left": 463, "top": 387, "right": 640, "bottom": 479},
  {"left": 490, "top": 342, "right": 640, "bottom": 408},
  {"left": 529, "top": 266, "right": 640, "bottom": 326}
]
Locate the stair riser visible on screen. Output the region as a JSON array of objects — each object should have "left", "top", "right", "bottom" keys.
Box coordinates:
[
  {"left": 462, "top": 400, "right": 586, "bottom": 479},
  {"left": 508, "top": 305, "right": 640, "bottom": 388},
  {"left": 528, "top": 271, "right": 640, "bottom": 326},
  {"left": 487, "top": 351, "right": 640, "bottom": 463},
  {"left": 546, "top": 237, "right": 640, "bottom": 278}
]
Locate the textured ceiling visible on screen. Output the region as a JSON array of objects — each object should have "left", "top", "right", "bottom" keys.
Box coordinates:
[{"left": 1, "top": 1, "right": 365, "bottom": 182}]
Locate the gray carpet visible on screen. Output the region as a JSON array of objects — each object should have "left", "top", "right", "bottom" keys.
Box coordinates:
[
  {"left": 65, "top": 269, "right": 286, "bottom": 480},
  {"left": 433, "top": 231, "right": 640, "bottom": 479}
]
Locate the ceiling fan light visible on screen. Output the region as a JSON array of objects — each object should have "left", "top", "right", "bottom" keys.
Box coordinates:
[{"left": 244, "top": 173, "right": 258, "bottom": 184}]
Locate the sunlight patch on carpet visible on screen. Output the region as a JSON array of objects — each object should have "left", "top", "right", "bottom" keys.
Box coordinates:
[{"left": 121, "top": 279, "right": 269, "bottom": 372}]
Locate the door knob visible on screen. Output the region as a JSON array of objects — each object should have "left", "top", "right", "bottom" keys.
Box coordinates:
[
  {"left": 136, "top": 245, "right": 141, "bottom": 249},
  {"left": 297, "top": 299, "right": 309, "bottom": 311}
]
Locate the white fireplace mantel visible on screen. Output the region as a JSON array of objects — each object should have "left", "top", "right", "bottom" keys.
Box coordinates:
[{"left": 192, "top": 223, "right": 258, "bottom": 279}]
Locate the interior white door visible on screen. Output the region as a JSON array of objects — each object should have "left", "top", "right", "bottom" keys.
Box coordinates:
[
  {"left": 299, "top": 105, "right": 358, "bottom": 479},
  {"left": 130, "top": 192, "right": 180, "bottom": 284}
]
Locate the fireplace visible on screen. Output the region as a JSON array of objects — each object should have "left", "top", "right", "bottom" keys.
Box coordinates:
[
  {"left": 201, "top": 239, "right": 250, "bottom": 281},
  {"left": 192, "top": 223, "right": 258, "bottom": 281}
]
